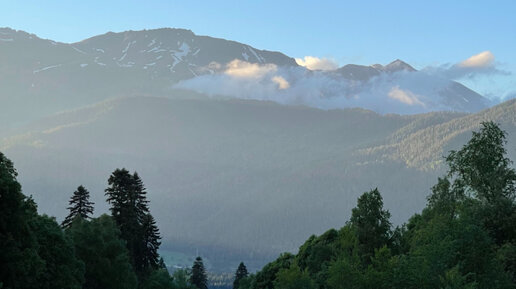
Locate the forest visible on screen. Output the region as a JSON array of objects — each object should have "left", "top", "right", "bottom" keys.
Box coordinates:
[{"left": 1, "top": 121, "right": 515, "bottom": 289}]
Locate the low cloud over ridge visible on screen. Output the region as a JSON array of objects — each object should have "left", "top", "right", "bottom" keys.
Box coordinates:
[
  {"left": 388, "top": 86, "right": 425, "bottom": 107},
  {"left": 295, "top": 56, "right": 339, "bottom": 71},
  {"left": 175, "top": 51, "right": 512, "bottom": 114}
]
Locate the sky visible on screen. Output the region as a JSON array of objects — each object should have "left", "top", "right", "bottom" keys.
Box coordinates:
[{"left": 1, "top": 0, "right": 515, "bottom": 98}]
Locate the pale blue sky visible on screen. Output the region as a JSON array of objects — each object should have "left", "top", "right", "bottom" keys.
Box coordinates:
[{"left": 2, "top": 0, "right": 514, "bottom": 98}]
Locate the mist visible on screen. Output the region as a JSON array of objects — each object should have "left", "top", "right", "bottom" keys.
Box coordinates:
[{"left": 175, "top": 59, "right": 493, "bottom": 114}]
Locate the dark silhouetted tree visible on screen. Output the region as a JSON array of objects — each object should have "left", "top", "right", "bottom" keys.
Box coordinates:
[
  {"left": 105, "top": 168, "right": 161, "bottom": 278},
  {"left": 190, "top": 257, "right": 208, "bottom": 289},
  {"left": 62, "top": 185, "right": 94, "bottom": 229},
  {"left": 233, "top": 262, "right": 249, "bottom": 289},
  {"left": 141, "top": 213, "right": 161, "bottom": 270},
  {"left": 66, "top": 214, "right": 137, "bottom": 289},
  {"left": 1, "top": 152, "right": 84, "bottom": 289}
]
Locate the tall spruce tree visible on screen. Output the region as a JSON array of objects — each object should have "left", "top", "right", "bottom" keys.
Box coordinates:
[
  {"left": 233, "top": 262, "right": 249, "bottom": 289},
  {"left": 105, "top": 168, "right": 161, "bottom": 277},
  {"left": 190, "top": 256, "right": 208, "bottom": 289},
  {"left": 133, "top": 172, "right": 150, "bottom": 220},
  {"left": 141, "top": 213, "right": 161, "bottom": 270},
  {"left": 62, "top": 185, "right": 94, "bottom": 229}
]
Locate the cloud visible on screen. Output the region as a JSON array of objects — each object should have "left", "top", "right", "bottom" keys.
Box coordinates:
[
  {"left": 174, "top": 57, "right": 498, "bottom": 115},
  {"left": 459, "top": 51, "right": 494, "bottom": 68},
  {"left": 388, "top": 86, "right": 425, "bottom": 106},
  {"left": 424, "top": 50, "right": 508, "bottom": 80},
  {"left": 225, "top": 59, "right": 277, "bottom": 78},
  {"left": 174, "top": 59, "right": 456, "bottom": 114},
  {"left": 295, "top": 56, "right": 338, "bottom": 71},
  {"left": 272, "top": 76, "right": 290, "bottom": 90}
]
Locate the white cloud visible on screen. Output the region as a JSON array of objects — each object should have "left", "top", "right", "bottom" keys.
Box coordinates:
[
  {"left": 295, "top": 56, "right": 338, "bottom": 71},
  {"left": 224, "top": 59, "right": 277, "bottom": 78},
  {"left": 388, "top": 86, "right": 425, "bottom": 106},
  {"left": 459, "top": 51, "right": 494, "bottom": 68},
  {"left": 423, "top": 51, "right": 507, "bottom": 80},
  {"left": 272, "top": 76, "right": 290, "bottom": 90},
  {"left": 174, "top": 58, "right": 492, "bottom": 114}
]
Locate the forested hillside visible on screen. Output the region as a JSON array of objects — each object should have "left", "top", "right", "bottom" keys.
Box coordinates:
[
  {"left": 1, "top": 122, "right": 515, "bottom": 289},
  {"left": 5, "top": 97, "right": 516, "bottom": 271},
  {"left": 235, "top": 122, "right": 516, "bottom": 289}
]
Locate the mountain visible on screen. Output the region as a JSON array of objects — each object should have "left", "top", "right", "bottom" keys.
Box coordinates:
[
  {"left": 0, "top": 27, "right": 296, "bottom": 131},
  {"left": 335, "top": 59, "right": 416, "bottom": 81},
  {"left": 329, "top": 59, "right": 489, "bottom": 113},
  {"left": 0, "top": 27, "right": 493, "bottom": 133},
  {"left": 0, "top": 27, "right": 508, "bottom": 270},
  {"left": 74, "top": 28, "right": 297, "bottom": 76}
]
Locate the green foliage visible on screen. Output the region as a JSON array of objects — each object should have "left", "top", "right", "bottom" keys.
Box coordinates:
[
  {"left": 0, "top": 152, "right": 42, "bottom": 289},
  {"left": 349, "top": 188, "right": 392, "bottom": 265},
  {"left": 172, "top": 269, "right": 197, "bottom": 289},
  {"left": 66, "top": 215, "right": 137, "bottom": 289},
  {"left": 274, "top": 263, "right": 315, "bottom": 289},
  {"left": 248, "top": 122, "right": 516, "bottom": 289},
  {"left": 326, "top": 255, "right": 363, "bottom": 289},
  {"left": 233, "top": 262, "right": 249, "bottom": 289},
  {"left": 446, "top": 122, "right": 516, "bottom": 203},
  {"left": 439, "top": 266, "right": 477, "bottom": 289},
  {"left": 0, "top": 152, "right": 84, "bottom": 289},
  {"left": 140, "top": 268, "right": 174, "bottom": 289},
  {"left": 296, "top": 229, "right": 339, "bottom": 288},
  {"left": 234, "top": 275, "right": 254, "bottom": 289},
  {"left": 62, "top": 185, "right": 94, "bottom": 229},
  {"left": 498, "top": 242, "right": 516, "bottom": 283},
  {"left": 253, "top": 253, "right": 294, "bottom": 289},
  {"left": 29, "top": 214, "right": 85, "bottom": 289},
  {"left": 443, "top": 122, "right": 516, "bottom": 245},
  {"left": 190, "top": 257, "right": 208, "bottom": 289}
]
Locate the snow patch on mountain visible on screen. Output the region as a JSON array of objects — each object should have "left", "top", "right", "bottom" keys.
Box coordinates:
[{"left": 33, "top": 64, "right": 62, "bottom": 74}]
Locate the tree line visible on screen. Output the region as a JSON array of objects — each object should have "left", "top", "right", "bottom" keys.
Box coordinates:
[{"left": 0, "top": 158, "right": 218, "bottom": 289}]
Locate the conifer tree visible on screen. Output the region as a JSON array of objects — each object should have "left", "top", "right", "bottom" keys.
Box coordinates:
[
  {"left": 106, "top": 169, "right": 139, "bottom": 269},
  {"left": 62, "top": 185, "right": 94, "bottom": 229},
  {"left": 190, "top": 256, "right": 208, "bottom": 289},
  {"left": 141, "top": 213, "right": 161, "bottom": 270},
  {"left": 233, "top": 262, "right": 249, "bottom": 289},
  {"left": 133, "top": 172, "right": 150, "bottom": 220},
  {"left": 105, "top": 168, "right": 161, "bottom": 277}
]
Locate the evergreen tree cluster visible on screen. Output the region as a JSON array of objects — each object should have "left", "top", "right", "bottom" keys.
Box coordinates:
[
  {"left": 237, "top": 122, "right": 516, "bottom": 289},
  {"left": 0, "top": 156, "right": 197, "bottom": 289},
  {"left": 105, "top": 169, "right": 161, "bottom": 277}
]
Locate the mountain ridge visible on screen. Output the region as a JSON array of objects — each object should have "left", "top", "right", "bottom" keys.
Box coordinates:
[{"left": 0, "top": 26, "right": 492, "bottom": 129}]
